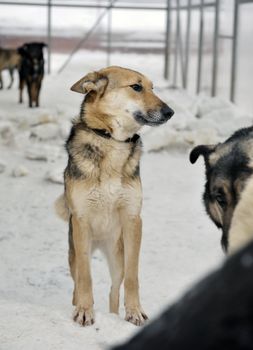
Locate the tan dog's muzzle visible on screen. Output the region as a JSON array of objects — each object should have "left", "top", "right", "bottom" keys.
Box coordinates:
[{"left": 134, "top": 103, "right": 174, "bottom": 126}]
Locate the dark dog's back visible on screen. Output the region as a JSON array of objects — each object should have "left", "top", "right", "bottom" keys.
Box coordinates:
[{"left": 18, "top": 42, "right": 46, "bottom": 107}]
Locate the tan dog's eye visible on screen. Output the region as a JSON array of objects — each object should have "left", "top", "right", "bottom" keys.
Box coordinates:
[{"left": 130, "top": 84, "right": 143, "bottom": 92}]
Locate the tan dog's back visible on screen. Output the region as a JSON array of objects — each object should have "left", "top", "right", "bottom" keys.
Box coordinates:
[{"left": 0, "top": 48, "right": 20, "bottom": 70}]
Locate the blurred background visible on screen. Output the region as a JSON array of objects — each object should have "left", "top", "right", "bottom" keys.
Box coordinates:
[{"left": 0, "top": 0, "right": 253, "bottom": 112}]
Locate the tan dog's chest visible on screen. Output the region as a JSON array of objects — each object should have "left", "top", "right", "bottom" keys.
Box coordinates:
[
  {"left": 66, "top": 134, "right": 142, "bottom": 240},
  {"left": 71, "top": 178, "right": 141, "bottom": 240},
  {"left": 76, "top": 185, "right": 117, "bottom": 240}
]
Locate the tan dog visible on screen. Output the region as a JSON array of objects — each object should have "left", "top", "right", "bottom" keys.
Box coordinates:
[
  {"left": 0, "top": 48, "right": 21, "bottom": 89},
  {"left": 56, "top": 66, "right": 174, "bottom": 327}
]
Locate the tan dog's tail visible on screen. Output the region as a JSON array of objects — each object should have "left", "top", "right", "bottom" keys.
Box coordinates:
[{"left": 55, "top": 194, "right": 69, "bottom": 222}]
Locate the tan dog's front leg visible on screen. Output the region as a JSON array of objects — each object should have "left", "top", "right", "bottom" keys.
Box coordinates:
[
  {"left": 122, "top": 215, "right": 148, "bottom": 326},
  {"left": 71, "top": 214, "right": 94, "bottom": 326}
]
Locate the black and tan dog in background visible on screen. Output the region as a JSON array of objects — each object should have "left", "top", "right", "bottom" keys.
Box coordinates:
[
  {"left": 190, "top": 126, "right": 253, "bottom": 254},
  {"left": 55, "top": 66, "right": 174, "bottom": 326},
  {"left": 18, "top": 42, "right": 47, "bottom": 107},
  {"left": 0, "top": 47, "right": 21, "bottom": 89}
]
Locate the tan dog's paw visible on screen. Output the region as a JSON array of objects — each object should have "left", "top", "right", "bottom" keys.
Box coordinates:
[
  {"left": 125, "top": 307, "right": 148, "bottom": 326},
  {"left": 73, "top": 307, "right": 95, "bottom": 326}
]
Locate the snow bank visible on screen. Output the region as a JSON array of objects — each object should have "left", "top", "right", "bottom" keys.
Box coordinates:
[{"left": 142, "top": 92, "right": 253, "bottom": 152}]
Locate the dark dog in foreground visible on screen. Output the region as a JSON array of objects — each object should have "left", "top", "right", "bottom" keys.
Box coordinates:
[
  {"left": 18, "top": 42, "right": 46, "bottom": 107},
  {"left": 112, "top": 240, "right": 253, "bottom": 350},
  {"left": 55, "top": 66, "right": 174, "bottom": 326},
  {"left": 0, "top": 47, "right": 21, "bottom": 89},
  {"left": 190, "top": 126, "right": 253, "bottom": 253}
]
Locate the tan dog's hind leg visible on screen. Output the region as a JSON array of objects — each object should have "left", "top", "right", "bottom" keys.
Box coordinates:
[
  {"left": 69, "top": 248, "right": 77, "bottom": 306},
  {"left": 104, "top": 237, "right": 124, "bottom": 314},
  {"left": 71, "top": 215, "right": 94, "bottom": 326},
  {"left": 122, "top": 215, "right": 148, "bottom": 326},
  {"left": 8, "top": 68, "right": 14, "bottom": 89},
  {"left": 68, "top": 220, "right": 76, "bottom": 305}
]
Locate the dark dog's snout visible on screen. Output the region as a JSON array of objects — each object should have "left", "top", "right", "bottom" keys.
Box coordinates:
[{"left": 161, "top": 104, "right": 174, "bottom": 120}]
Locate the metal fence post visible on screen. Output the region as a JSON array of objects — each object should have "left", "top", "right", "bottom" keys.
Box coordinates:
[
  {"left": 196, "top": 0, "right": 204, "bottom": 94},
  {"left": 107, "top": 2, "right": 112, "bottom": 67},
  {"left": 231, "top": 0, "right": 239, "bottom": 102},
  {"left": 173, "top": 0, "right": 180, "bottom": 87},
  {"left": 184, "top": 0, "right": 192, "bottom": 89},
  {"left": 178, "top": 6, "right": 186, "bottom": 87},
  {"left": 164, "top": 0, "right": 171, "bottom": 80},
  {"left": 211, "top": 0, "right": 220, "bottom": 96},
  {"left": 47, "top": 0, "right": 52, "bottom": 74}
]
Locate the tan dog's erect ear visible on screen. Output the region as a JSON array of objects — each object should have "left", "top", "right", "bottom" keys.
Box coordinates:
[{"left": 70, "top": 71, "right": 108, "bottom": 95}]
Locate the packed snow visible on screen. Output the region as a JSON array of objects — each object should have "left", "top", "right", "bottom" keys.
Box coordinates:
[{"left": 0, "top": 50, "right": 253, "bottom": 350}]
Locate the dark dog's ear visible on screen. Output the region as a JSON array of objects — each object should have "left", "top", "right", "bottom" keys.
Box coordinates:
[
  {"left": 189, "top": 145, "right": 216, "bottom": 164},
  {"left": 18, "top": 45, "right": 28, "bottom": 56},
  {"left": 70, "top": 71, "right": 108, "bottom": 95},
  {"left": 40, "top": 43, "right": 47, "bottom": 48}
]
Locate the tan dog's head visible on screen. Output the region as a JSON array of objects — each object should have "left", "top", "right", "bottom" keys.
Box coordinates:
[
  {"left": 189, "top": 126, "right": 253, "bottom": 252},
  {"left": 71, "top": 66, "right": 174, "bottom": 141}
]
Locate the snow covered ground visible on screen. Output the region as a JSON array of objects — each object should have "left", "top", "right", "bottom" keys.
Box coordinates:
[{"left": 0, "top": 50, "right": 253, "bottom": 350}]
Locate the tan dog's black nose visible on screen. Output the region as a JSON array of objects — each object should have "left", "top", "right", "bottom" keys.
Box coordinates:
[{"left": 161, "top": 104, "right": 174, "bottom": 120}]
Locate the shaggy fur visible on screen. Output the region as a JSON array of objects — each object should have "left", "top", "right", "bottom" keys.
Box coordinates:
[{"left": 56, "top": 66, "right": 174, "bottom": 326}]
